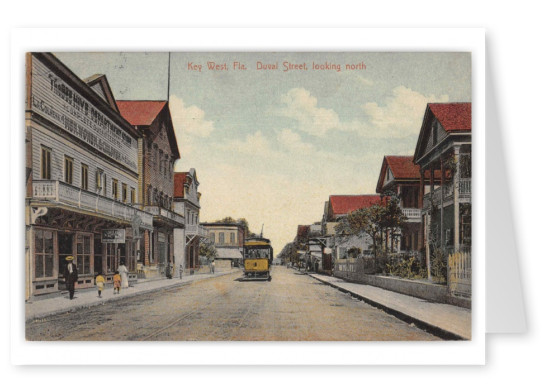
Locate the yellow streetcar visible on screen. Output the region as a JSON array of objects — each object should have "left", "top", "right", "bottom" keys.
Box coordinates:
[{"left": 243, "top": 237, "right": 273, "bottom": 281}]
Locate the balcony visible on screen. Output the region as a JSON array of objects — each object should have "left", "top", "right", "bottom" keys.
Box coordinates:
[
  {"left": 402, "top": 208, "right": 421, "bottom": 222},
  {"left": 143, "top": 205, "right": 185, "bottom": 227},
  {"left": 422, "top": 179, "right": 471, "bottom": 211},
  {"left": 32, "top": 180, "right": 153, "bottom": 228},
  {"left": 185, "top": 224, "right": 208, "bottom": 237}
]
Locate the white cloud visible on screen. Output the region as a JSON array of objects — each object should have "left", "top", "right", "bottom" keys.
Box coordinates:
[
  {"left": 277, "top": 86, "right": 448, "bottom": 140},
  {"left": 222, "top": 130, "right": 274, "bottom": 158},
  {"left": 277, "top": 128, "right": 315, "bottom": 154},
  {"left": 361, "top": 86, "right": 449, "bottom": 138},
  {"left": 279, "top": 88, "right": 340, "bottom": 137},
  {"left": 169, "top": 94, "right": 214, "bottom": 138}
]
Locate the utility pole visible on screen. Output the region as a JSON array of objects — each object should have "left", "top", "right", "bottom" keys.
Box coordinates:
[{"left": 167, "top": 52, "right": 171, "bottom": 101}]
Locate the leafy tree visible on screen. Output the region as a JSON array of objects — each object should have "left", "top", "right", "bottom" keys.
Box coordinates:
[
  {"left": 380, "top": 194, "right": 408, "bottom": 252},
  {"left": 335, "top": 204, "right": 386, "bottom": 257},
  {"left": 334, "top": 195, "right": 407, "bottom": 257},
  {"left": 199, "top": 241, "right": 217, "bottom": 260}
]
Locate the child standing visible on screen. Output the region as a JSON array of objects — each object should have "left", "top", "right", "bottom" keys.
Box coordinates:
[
  {"left": 113, "top": 271, "right": 121, "bottom": 294},
  {"left": 95, "top": 273, "right": 105, "bottom": 298}
]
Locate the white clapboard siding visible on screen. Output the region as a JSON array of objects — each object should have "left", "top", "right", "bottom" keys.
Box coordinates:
[
  {"left": 30, "top": 57, "right": 138, "bottom": 172},
  {"left": 31, "top": 125, "right": 138, "bottom": 197}
]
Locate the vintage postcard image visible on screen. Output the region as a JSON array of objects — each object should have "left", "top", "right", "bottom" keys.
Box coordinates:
[{"left": 24, "top": 51, "right": 472, "bottom": 342}]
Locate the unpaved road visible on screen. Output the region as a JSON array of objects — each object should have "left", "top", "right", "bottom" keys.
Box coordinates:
[{"left": 26, "top": 266, "right": 441, "bottom": 341}]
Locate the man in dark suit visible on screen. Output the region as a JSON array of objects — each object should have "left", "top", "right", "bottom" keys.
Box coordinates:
[{"left": 63, "top": 256, "right": 78, "bottom": 300}]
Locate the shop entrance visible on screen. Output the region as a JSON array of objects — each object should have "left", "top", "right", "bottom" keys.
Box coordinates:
[
  {"left": 58, "top": 232, "right": 73, "bottom": 285},
  {"left": 94, "top": 235, "right": 103, "bottom": 276}
]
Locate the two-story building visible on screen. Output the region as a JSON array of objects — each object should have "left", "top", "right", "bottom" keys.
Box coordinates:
[
  {"left": 413, "top": 103, "right": 472, "bottom": 266},
  {"left": 25, "top": 53, "right": 154, "bottom": 299},
  {"left": 173, "top": 169, "right": 207, "bottom": 272},
  {"left": 116, "top": 100, "right": 185, "bottom": 277},
  {"left": 203, "top": 222, "right": 245, "bottom": 268},
  {"left": 375, "top": 155, "right": 434, "bottom": 253}
]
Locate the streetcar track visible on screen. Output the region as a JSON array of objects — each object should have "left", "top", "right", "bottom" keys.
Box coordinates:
[
  {"left": 138, "top": 283, "right": 233, "bottom": 341},
  {"left": 228, "top": 281, "right": 269, "bottom": 340}
]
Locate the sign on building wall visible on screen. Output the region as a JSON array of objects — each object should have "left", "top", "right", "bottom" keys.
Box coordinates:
[
  {"left": 31, "top": 57, "right": 138, "bottom": 172},
  {"left": 102, "top": 229, "right": 126, "bottom": 243}
]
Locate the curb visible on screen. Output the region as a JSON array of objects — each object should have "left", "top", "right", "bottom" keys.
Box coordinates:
[
  {"left": 25, "top": 270, "right": 241, "bottom": 323},
  {"left": 308, "top": 274, "right": 465, "bottom": 341}
]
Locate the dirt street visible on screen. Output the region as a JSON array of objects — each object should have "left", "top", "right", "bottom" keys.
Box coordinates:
[{"left": 26, "top": 266, "right": 441, "bottom": 341}]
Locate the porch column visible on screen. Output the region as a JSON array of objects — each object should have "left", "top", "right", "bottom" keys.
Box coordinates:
[
  {"left": 425, "top": 214, "right": 431, "bottom": 281},
  {"left": 440, "top": 157, "right": 444, "bottom": 250},
  {"left": 454, "top": 145, "right": 461, "bottom": 251},
  {"left": 419, "top": 168, "right": 425, "bottom": 250}
]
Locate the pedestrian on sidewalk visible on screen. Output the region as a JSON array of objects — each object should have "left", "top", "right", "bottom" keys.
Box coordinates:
[
  {"left": 118, "top": 261, "right": 129, "bottom": 288},
  {"left": 211, "top": 260, "right": 215, "bottom": 274},
  {"left": 166, "top": 262, "right": 173, "bottom": 279},
  {"left": 95, "top": 273, "right": 105, "bottom": 298},
  {"left": 113, "top": 271, "right": 121, "bottom": 294},
  {"left": 179, "top": 264, "right": 183, "bottom": 279},
  {"left": 63, "top": 256, "right": 78, "bottom": 300}
]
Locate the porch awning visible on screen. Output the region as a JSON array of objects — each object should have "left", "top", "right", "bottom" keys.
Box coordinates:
[{"left": 215, "top": 248, "right": 243, "bottom": 260}]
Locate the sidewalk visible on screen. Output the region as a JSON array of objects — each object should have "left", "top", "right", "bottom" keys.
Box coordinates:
[
  {"left": 309, "top": 273, "right": 471, "bottom": 340},
  {"left": 25, "top": 269, "right": 241, "bottom": 322}
]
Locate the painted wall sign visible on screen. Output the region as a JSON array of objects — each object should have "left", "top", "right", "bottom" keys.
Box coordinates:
[
  {"left": 31, "top": 57, "right": 138, "bottom": 172},
  {"left": 101, "top": 229, "right": 126, "bottom": 243}
]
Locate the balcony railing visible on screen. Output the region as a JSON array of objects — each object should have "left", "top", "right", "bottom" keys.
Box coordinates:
[
  {"left": 186, "top": 224, "right": 208, "bottom": 237},
  {"left": 402, "top": 208, "right": 421, "bottom": 220},
  {"left": 422, "top": 179, "right": 471, "bottom": 210},
  {"left": 143, "top": 205, "right": 186, "bottom": 226},
  {"left": 32, "top": 180, "right": 153, "bottom": 228}
]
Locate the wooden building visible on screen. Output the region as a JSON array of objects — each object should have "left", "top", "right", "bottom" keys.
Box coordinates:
[
  {"left": 375, "top": 155, "right": 433, "bottom": 252},
  {"left": 116, "top": 100, "right": 185, "bottom": 277},
  {"left": 25, "top": 53, "right": 154, "bottom": 299},
  {"left": 173, "top": 169, "right": 207, "bottom": 271},
  {"left": 413, "top": 103, "right": 472, "bottom": 266}
]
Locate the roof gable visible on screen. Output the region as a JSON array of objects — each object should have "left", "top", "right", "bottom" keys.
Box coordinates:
[
  {"left": 174, "top": 168, "right": 199, "bottom": 199},
  {"left": 413, "top": 102, "right": 471, "bottom": 163},
  {"left": 117, "top": 100, "right": 180, "bottom": 159},
  {"left": 84, "top": 74, "right": 119, "bottom": 113}
]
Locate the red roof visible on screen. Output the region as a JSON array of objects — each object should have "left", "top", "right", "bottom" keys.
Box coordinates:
[
  {"left": 297, "top": 225, "right": 310, "bottom": 239},
  {"left": 428, "top": 103, "right": 471, "bottom": 132},
  {"left": 386, "top": 156, "right": 420, "bottom": 180},
  {"left": 116, "top": 100, "right": 167, "bottom": 126},
  {"left": 329, "top": 195, "right": 384, "bottom": 216},
  {"left": 376, "top": 155, "right": 442, "bottom": 192},
  {"left": 173, "top": 172, "right": 189, "bottom": 198}
]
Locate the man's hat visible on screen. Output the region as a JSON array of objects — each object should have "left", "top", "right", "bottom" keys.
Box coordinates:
[{"left": 65, "top": 256, "right": 74, "bottom": 261}]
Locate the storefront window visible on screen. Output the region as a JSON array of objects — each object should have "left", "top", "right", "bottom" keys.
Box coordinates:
[
  {"left": 126, "top": 240, "right": 136, "bottom": 272},
  {"left": 34, "top": 229, "right": 54, "bottom": 278},
  {"left": 76, "top": 234, "right": 91, "bottom": 275},
  {"left": 106, "top": 243, "right": 117, "bottom": 273}
]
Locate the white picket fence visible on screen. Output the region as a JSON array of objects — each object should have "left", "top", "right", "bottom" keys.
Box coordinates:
[{"left": 448, "top": 251, "right": 472, "bottom": 298}]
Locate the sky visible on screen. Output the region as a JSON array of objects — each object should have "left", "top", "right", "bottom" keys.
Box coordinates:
[{"left": 54, "top": 52, "right": 471, "bottom": 255}]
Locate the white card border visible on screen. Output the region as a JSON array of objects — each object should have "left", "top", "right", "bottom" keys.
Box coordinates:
[{"left": 10, "top": 27, "right": 485, "bottom": 365}]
